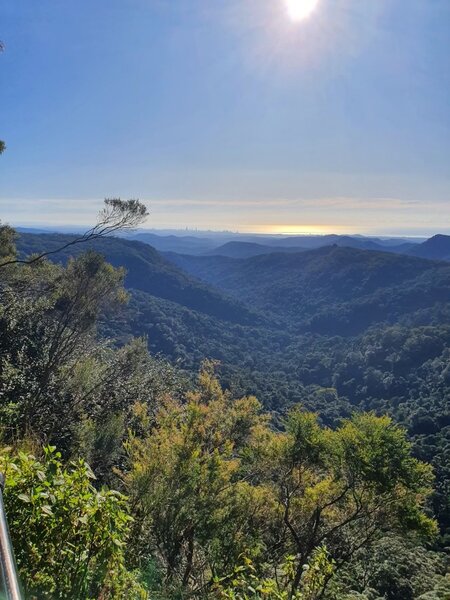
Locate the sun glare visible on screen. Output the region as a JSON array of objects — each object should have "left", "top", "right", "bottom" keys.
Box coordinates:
[
  {"left": 255, "top": 225, "right": 339, "bottom": 235},
  {"left": 285, "top": 0, "right": 319, "bottom": 21}
]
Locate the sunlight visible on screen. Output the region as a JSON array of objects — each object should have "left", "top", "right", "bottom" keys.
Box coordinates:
[
  {"left": 256, "top": 224, "right": 339, "bottom": 235},
  {"left": 285, "top": 0, "right": 319, "bottom": 21}
]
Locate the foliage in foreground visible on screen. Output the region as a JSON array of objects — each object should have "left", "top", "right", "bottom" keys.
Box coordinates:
[
  {"left": 0, "top": 446, "right": 146, "bottom": 599},
  {"left": 124, "top": 365, "right": 437, "bottom": 598},
  {"left": 214, "top": 548, "right": 334, "bottom": 600}
]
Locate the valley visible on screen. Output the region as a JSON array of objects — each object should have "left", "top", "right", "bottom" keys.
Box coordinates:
[{"left": 15, "top": 231, "right": 450, "bottom": 542}]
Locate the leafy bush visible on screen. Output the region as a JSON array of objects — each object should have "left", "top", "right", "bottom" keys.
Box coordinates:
[{"left": 0, "top": 446, "right": 146, "bottom": 599}]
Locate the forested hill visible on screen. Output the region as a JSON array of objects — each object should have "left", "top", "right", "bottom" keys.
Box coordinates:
[
  {"left": 406, "top": 234, "right": 450, "bottom": 261},
  {"left": 204, "top": 236, "right": 415, "bottom": 257},
  {"left": 203, "top": 240, "right": 308, "bottom": 258},
  {"left": 17, "top": 232, "right": 450, "bottom": 342},
  {"left": 13, "top": 231, "right": 450, "bottom": 540},
  {"left": 16, "top": 233, "right": 263, "bottom": 326},
  {"left": 116, "top": 230, "right": 424, "bottom": 255},
  {"left": 166, "top": 245, "right": 450, "bottom": 333},
  {"left": 129, "top": 231, "right": 217, "bottom": 255},
  {"left": 17, "top": 232, "right": 450, "bottom": 343}
]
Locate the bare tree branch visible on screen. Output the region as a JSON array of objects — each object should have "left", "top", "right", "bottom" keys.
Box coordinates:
[{"left": 0, "top": 198, "right": 148, "bottom": 268}]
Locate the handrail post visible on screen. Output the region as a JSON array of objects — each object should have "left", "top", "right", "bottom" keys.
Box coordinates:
[{"left": 0, "top": 474, "right": 22, "bottom": 600}]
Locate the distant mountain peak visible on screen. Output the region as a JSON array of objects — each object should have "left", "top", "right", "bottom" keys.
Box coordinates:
[{"left": 406, "top": 234, "right": 450, "bottom": 261}]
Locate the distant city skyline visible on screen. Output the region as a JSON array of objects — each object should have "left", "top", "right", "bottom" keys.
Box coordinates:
[
  {"left": 11, "top": 219, "right": 443, "bottom": 239},
  {"left": 1, "top": 0, "right": 449, "bottom": 235}
]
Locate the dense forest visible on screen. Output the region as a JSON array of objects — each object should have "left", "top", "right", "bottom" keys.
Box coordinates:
[
  {"left": 0, "top": 221, "right": 447, "bottom": 598},
  {"left": 14, "top": 232, "right": 450, "bottom": 540}
]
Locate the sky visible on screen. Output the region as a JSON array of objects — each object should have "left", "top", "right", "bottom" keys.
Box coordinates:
[{"left": 1, "top": 0, "right": 449, "bottom": 236}]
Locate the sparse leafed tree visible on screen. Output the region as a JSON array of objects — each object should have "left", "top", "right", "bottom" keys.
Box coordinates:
[{"left": 0, "top": 198, "right": 148, "bottom": 268}]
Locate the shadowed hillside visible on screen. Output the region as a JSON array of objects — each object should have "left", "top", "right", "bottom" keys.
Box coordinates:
[
  {"left": 406, "top": 234, "right": 450, "bottom": 261},
  {"left": 16, "top": 233, "right": 263, "bottom": 326},
  {"left": 203, "top": 240, "right": 308, "bottom": 258},
  {"left": 167, "top": 245, "right": 450, "bottom": 332}
]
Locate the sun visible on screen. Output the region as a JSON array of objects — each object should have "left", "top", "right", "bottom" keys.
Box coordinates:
[{"left": 285, "top": 0, "right": 320, "bottom": 21}]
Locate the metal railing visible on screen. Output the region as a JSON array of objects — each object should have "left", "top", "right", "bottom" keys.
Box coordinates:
[{"left": 0, "top": 474, "right": 22, "bottom": 600}]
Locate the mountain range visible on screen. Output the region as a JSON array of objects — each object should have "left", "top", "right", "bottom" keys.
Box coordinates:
[
  {"left": 16, "top": 231, "right": 450, "bottom": 353},
  {"left": 125, "top": 231, "right": 449, "bottom": 261},
  {"left": 166, "top": 244, "right": 450, "bottom": 333},
  {"left": 17, "top": 227, "right": 450, "bottom": 261}
]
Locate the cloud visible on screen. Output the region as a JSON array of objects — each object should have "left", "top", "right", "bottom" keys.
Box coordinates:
[{"left": 143, "top": 196, "right": 420, "bottom": 209}]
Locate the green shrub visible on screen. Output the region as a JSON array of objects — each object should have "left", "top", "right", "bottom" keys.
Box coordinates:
[{"left": 0, "top": 446, "right": 146, "bottom": 599}]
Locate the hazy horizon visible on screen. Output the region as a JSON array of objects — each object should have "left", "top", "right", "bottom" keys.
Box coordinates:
[{"left": 11, "top": 221, "right": 440, "bottom": 241}]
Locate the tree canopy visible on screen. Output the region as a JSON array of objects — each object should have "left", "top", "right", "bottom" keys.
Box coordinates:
[{"left": 0, "top": 226, "right": 448, "bottom": 599}]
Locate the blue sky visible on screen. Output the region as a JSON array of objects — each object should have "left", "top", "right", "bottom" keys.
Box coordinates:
[{"left": 1, "top": 0, "right": 449, "bottom": 235}]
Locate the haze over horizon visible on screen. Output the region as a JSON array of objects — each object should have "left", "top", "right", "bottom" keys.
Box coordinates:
[
  {"left": 2, "top": 0, "right": 449, "bottom": 235},
  {"left": 10, "top": 221, "right": 441, "bottom": 240}
]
